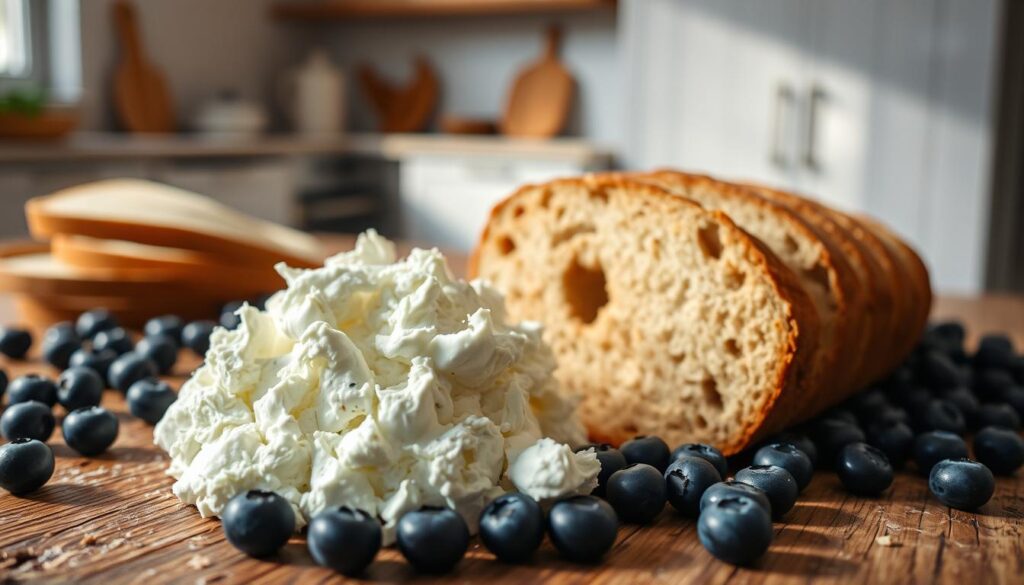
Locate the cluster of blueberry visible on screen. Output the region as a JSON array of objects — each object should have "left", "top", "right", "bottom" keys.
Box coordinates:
[
  {"left": 0, "top": 307, "right": 217, "bottom": 495},
  {"left": 214, "top": 321, "right": 1024, "bottom": 574}
]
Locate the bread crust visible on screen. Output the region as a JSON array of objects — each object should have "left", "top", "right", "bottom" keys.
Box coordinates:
[
  {"left": 636, "top": 170, "right": 863, "bottom": 426},
  {"left": 472, "top": 175, "right": 821, "bottom": 454}
]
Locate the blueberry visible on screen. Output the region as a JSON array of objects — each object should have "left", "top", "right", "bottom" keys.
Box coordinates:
[
  {"left": 664, "top": 455, "right": 722, "bottom": 517},
  {"left": 913, "top": 430, "right": 969, "bottom": 475},
  {"left": 919, "top": 350, "right": 962, "bottom": 390},
  {"left": 144, "top": 315, "right": 184, "bottom": 346},
  {"left": 76, "top": 308, "right": 118, "bottom": 340},
  {"left": 873, "top": 405, "right": 911, "bottom": 428},
  {"left": 222, "top": 490, "right": 295, "bottom": 557},
  {"left": 619, "top": 435, "right": 671, "bottom": 472},
  {"left": 126, "top": 378, "right": 176, "bottom": 425},
  {"left": 478, "top": 493, "right": 544, "bottom": 563},
  {"left": 0, "top": 401, "right": 55, "bottom": 441},
  {"left": 576, "top": 443, "right": 627, "bottom": 497},
  {"left": 182, "top": 320, "right": 217, "bottom": 357},
  {"left": 62, "top": 406, "right": 119, "bottom": 456},
  {"left": 890, "top": 384, "right": 932, "bottom": 414},
  {"left": 605, "top": 463, "right": 666, "bottom": 524},
  {"left": 0, "top": 369, "right": 7, "bottom": 399},
  {"left": 69, "top": 347, "right": 117, "bottom": 383},
  {"left": 91, "top": 327, "right": 132, "bottom": 356},
  {"left": 1000, "top": 386, "right": 1024, "bottom": 419},
  {"left": 975, "top": 402, "right": 1021, "bottom": 430},
  {"left": 1011, "top": 356, "right": 1024, "bottom": 385},
  {"left": 810, "top": 418, "right": 866, "bottom": 467},
  {"left": 973, "top": 368, "right": 1014, "bottom": 398},
  {"left": 753, "top": 443, "right": 813, "bottom": 491},
  {"left": 938, "top": 387, "right": 980, "bottom": 429},
  {"left": 671, "top": 443, "right": 728, "bottom": 478},
  {"left": 307, "top": 507, "right": 382, "bottom": 576},
  {"left": 734, "top": 465, "right": 798, "bottom": 519},
  {"left": 973, "top": 426, "right": 1024, "bottom": 475},
  {"left": 764, "top": 431, "right": 818, "bottom": 466},
  {"left": 697, "top": 495, "right": 773, "bottom": 566},
  {"left": 974, "top": 334, "right": 1015, "bottom": 370},
  {"left": 57, "top": 367, "right": 104, "bottom": 412},
  {"left": 42, "top": 322, "right": 81, "bottom": 369},
  {"left": 0, "top": 327, "right": 32, "bottom": 359},
  {"left": 866, "top": 420, "right": 914, "bottom": 468},
  {"left": 929, "top": 321, "right": 966, "bottom": 346},
  {"left": 848, "top": 388, "right": 890, "bottom": 421},
  {"left": 220, "top": 301, "right": 245, "bottom": 330},
  {"left": 914, "top": 399, "right": 966, "bottom": 434},
  {"left": 396, "top": 507, "right": 470, "bottom": 573},
  {"left": 700, "top": 480, "right": 772, "bottom": 516},
  {"left": 928, "top": 459, "right": 995, "bottom": 510},
  {"left": 820, "top": 407, "right": 859, "bottom": 427},
  {"left": 0, "top": 439, "right": 54, "bottom": 495},
  {"left": 107, "top": 352, "right": 158, "bottom": 393},
  {"left": 135, "top": 335, "right": 178, "bottom": 375},
  {"left": 547, "top": 496, "right": 617, "bottom": 563},
  {"left": 8, "top": 374, "right": 58, "bottom": 406},
  {"left": 836, "top": 442, "right": 893, "bottom": 496}
]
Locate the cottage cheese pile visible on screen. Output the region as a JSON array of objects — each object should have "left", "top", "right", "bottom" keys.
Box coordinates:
[{"left": 154, "top": 230, "right": 598, "bottom": 542}]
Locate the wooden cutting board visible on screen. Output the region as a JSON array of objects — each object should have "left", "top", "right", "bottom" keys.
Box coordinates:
[
  {"left": 112, "top": 0, "right": 175, "bottom": 133},
  {"left": 501, "top": 26, "right": 575, "bottom": 138},
  {"left": 0, "top": 280, "right": 1022, "bottom": 583}
]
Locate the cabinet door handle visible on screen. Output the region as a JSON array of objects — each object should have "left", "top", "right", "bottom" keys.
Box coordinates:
[
  {"left": 771, "top": 82, "right": 795, "bottom": 169},
  {"left": 803, "top": 84, "right": 826, "bottom": 171}
]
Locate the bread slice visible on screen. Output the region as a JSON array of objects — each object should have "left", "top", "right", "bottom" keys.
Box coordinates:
[
  {"left": 635, "top": 171, "right": 863, "bottom": 424},
  {"left": 26, "top": 178, "right": 324, "bottom": 268},
  {"left": 470, "top": 176, "right": 821, "bottom": 454},
  {"left": 0, "top": 243, "right": 278, "bottom": 300},
  {"left": 748, "top": 186, "right": 892, "bottom": 394},
  {"left": 51, "top": 235, "right": 285, "bottom": 293}
]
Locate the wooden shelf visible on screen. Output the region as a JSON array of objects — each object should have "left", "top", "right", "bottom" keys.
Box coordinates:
[{"left": 271, "top": 0, "right": 616, "bottom": 21}]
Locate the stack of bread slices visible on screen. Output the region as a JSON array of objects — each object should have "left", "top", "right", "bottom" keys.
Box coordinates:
[
  {"left": 470, "top": 170, "right": 931, "bottom": 455},
  {"left": 0, "top": 178, "right": 324, "bottom": 327}
]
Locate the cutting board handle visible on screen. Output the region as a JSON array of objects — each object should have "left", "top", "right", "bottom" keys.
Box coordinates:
[
  {"left": 544, "top": 25, "right": 563, "bottom": 60},
  {"left": 113, "top": 0, "right": 145, "bottom": 66}
]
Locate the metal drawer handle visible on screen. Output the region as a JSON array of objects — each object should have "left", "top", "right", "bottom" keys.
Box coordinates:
[
  {"left": 803, "top": 84, "right": 826, "bottom": 171},
  {"left": 771, "top": 82, "right": 796, "bottom": 169}
]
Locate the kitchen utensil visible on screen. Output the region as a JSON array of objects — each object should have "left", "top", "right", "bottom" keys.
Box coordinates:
[
  {"left": 501, "top": 25, "right": 574, "bottom": 138},
  {"left": 112, "top": 0, "right": 175, "bottom": 133},
  {"left": 358, "top": 56, "right": 439, "bottom": 133},
  {"left": 440, "top": 115, "right": 497, "bottom": 135},
  {"left": 280, "top": 50, "right": 346, "bottom": 136}
]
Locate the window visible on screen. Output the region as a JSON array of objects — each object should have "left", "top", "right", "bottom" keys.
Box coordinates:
[{"left": 0, "top": 0, "right": 31, "bottom": 78}]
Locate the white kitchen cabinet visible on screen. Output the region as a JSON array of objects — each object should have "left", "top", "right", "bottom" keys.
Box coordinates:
[
  {"left": 398, "top": 152, "right": 609, "bottom": 252},
  {"left": 623, "top": 0, "right": 1000, "bottom": 292}
]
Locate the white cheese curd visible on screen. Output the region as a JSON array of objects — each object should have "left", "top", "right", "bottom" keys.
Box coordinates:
[
  {"left": 154, "top": 230, "right": 594, "bottom": 543},
  {"left": 509, "top": 438, "right": 601, "bottom": 501}
]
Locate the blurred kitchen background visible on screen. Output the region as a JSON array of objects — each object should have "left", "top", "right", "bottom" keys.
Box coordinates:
[{"left": 0, "top": 0, "right": 1018, "bottom": 293}]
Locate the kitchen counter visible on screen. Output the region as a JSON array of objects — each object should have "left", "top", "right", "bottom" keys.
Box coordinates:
[
  {"left": 0, "top": 238, "right": 1020, "bottom": 583},
  {"left": 0, "top": 132, "right": 614, "bottom": 167}
]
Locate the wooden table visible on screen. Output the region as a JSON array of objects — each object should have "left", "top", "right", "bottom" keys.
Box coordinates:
[{"left": 0, "top": 278, "right": 1022, "bottom": 583}]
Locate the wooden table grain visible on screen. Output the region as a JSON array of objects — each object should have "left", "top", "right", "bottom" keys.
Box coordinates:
[{"left": 0, "top": 258, "right": 1021, "bottom": 584}]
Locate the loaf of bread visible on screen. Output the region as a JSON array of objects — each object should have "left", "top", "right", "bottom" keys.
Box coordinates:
[
  {"left": 471, "top": 171, "right": 929, "bottom": 454},
  {"left": 470, "top": 175, "right": 822, "bottom": 454}
]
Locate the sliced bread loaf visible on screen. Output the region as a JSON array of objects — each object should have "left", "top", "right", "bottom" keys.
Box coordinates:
[
  {"left": 635, "top": 171, "right": 864, "bottom": 425},
  {"left": 470, "top": 176, "right": 820, "bottom": 454}
]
